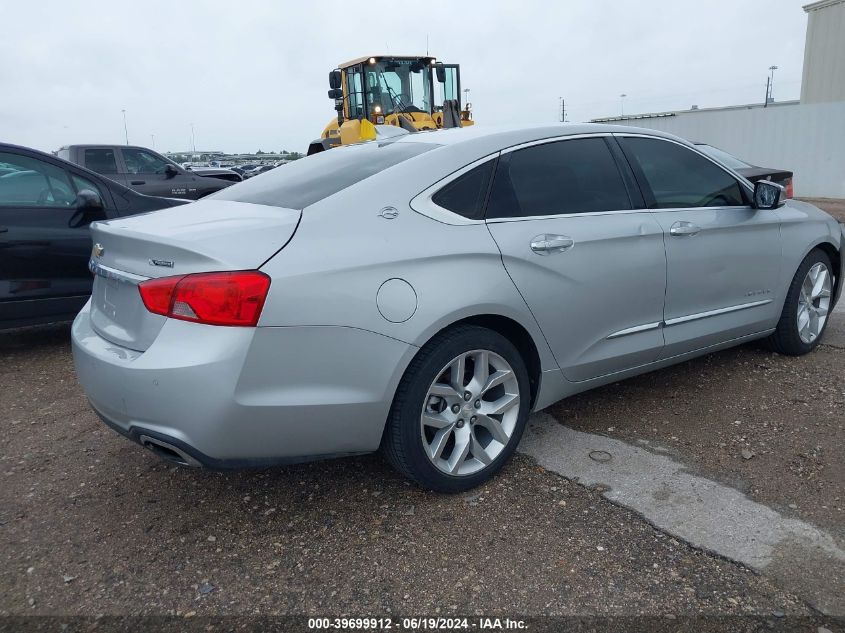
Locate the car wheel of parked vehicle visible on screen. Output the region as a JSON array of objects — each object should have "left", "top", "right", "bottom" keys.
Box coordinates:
[
  {"left": 382, "top": 325, "right": 531, "bottom": 492},
  {"left": 767, "top": 249, "right": 834, "bottom": 356}
]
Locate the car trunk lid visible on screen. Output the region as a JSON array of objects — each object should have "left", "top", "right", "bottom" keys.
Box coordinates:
[{"left": 87, "top": 200, "right": 300, "bottom": 351}]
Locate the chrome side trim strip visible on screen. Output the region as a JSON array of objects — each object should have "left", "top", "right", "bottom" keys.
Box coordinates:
[
  {"left": 607, "top": 321, "right": 662, "bottom": 339},
  {"left": 88, "top": 260, "right": 149, "bottom": 285},
  {"left": 608, "top": 299, "right": 773, "bottom": 339},
  {"left": 664, "top": 299, "right": 772, "bottom": 326}
]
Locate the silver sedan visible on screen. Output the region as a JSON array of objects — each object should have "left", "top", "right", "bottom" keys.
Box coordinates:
[{"left": 72, "top": 124, "right": 844, "bottom": 492}]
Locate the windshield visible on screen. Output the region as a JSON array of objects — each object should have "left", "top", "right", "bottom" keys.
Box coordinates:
[
  {"left": 695, "top": 144, "right": 753, "bottom": 170},
  {"left": 364, "top": 60, "right": 433, "bottom": 116}
]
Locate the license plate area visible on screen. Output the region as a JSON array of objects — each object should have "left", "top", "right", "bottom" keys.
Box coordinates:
[{"left": 89, "top": 260, "right": 163, "bottom": 351}]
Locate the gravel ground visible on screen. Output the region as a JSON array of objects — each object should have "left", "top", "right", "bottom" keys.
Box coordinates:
[
  {"left": 0, "top": 325, "right": 824, "bottom": 620},
  {"left": 549, "top": 341, "right": 845, "bottom": 543},
  {"left": 800, "top": 198, "right": 845, "bottom": 223}
]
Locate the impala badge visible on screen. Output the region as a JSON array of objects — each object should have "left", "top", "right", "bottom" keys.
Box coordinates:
[
  {"left": 92, "top": 243, "right": 104, "bottom": 258},
  {"left": 149, "top": 258, "right": 174, "bottom": 268},
  {"left": 378, "top": 206, "right": 399, "bottom": 220}
]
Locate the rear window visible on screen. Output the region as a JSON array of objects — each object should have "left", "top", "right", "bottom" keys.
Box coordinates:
[
  {"left": 211, "top": 141, "right": 438, "bottom": 209},
  {"left": 84, "top": 149, "right": 119, "bottom": 175}
]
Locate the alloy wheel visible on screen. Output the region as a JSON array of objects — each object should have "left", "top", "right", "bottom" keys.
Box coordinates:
[
  {"left": 420, "top": 349, "right": 521, "bottom": 476},
  {"left": 797, "top": 261, "right": 832, "bottom": 344}
]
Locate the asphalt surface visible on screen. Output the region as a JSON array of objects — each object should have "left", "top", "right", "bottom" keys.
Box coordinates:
[{"left": 1, "top": 199, "right": 843, "bottom": 628}]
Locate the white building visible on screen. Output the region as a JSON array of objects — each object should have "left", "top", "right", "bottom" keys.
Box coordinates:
[
  {"left": 592, "top": 0, "right": 845, "bottom": 198},
  {"left": 801, "top": 0, "right": 845, "bottom": 104}
]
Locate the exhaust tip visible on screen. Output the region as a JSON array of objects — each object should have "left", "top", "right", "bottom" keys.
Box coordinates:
[{"left": 139, "top": 435, "right": 201, "bottom": 467}]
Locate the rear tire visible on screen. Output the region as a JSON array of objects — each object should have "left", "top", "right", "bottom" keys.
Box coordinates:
[
  {"left": 766, "top": 249, "right": 834, "bottom": 356},
  {"left": 382, "top": 325, "right": 531, "bottom": 492}
]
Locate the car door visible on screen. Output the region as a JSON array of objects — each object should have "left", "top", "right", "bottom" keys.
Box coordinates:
[
  {"left": 0, "top": 150, "right": 108, "bottom": 326},
  {"left": 617, "top": 135, "right": 783, "bottom": 357},
  {"left": 484, "top": 136, "right": 667, "bottom": 382},
  {"left": 120, "top": 147, "right": 197, "bottom": 198}
]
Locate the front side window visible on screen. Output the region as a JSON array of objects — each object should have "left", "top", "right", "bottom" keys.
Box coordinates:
[
  {"left": 84, "top": 148, "right": 118, "bottom": 175},
  {"left": 0, "top": 152, "right": 75, "bottom": 208},
  {"left": 71, "top": 173, "right": 103, "bottom": 198},
  {"left": 122, "top": 148, "right": 171, "bottom": 175},
  {"left": 486, "top": 138, "right": 632, "bottom": 219},
  {"left": 434, "top": 65, "right": 459, "bottom": 109},
  {"left": 431, "top": 160, "right": 494, "bottom": 220},
  {"left": 621, "top": 137, "right": 746, "bottom": 208},
  {"left": 694, "top": 144, "right": 752, "bottom": 170},
  {"left": 346, "top": 67, "right": 364, "bottom": 119}
]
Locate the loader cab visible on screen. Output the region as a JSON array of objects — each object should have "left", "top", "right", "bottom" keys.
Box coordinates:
[
  {"left": 341, "top": 56, "right": 468, "bottom": 124},
  {"left": 309, "top": 55, "right": 472, "bottom": 156}
]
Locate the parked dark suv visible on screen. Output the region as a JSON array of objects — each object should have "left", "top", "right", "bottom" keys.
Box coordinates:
[
  {"left": 0, "top": 142, "right": 189, "bottom": 329},
  {"left": 57, "top": 145, "right": 233, "bottom": 200}
]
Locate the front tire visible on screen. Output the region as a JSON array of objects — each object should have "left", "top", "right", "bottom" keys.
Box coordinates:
[
  {"left": 767, "top": 249, "right": 834, "bottom": 356},
  {"left": 382, "top": 325, "right": 531, "bottom": 492}
]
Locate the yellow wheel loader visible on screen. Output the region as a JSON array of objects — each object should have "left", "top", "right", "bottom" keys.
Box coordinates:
[{"left": 307, "top": 55, "right": 474, "bottom": 155}]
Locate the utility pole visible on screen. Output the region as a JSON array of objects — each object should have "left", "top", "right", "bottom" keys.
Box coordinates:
[
  {"left": 768, "top": 65, "right": 778, "bottom": 103},
  {"left": 558, "top": 97, "right": 568, "bottom": 122},
  {"left": 620, "top": 94, "right": 627, "bottom": 117},
  {"left": 150, "top": 134, "right": 155, "bottom": 149},
  {"left": 121, "top": 109, "right": 129, "bottom": 145},
  {"left": 190, "top": 123, "right": 196, "bottom": 153},
  {"left": 764, "top": 76, "right": 770, "bottom": 107}
]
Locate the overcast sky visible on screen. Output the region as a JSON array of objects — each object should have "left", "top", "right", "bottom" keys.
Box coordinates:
[{"left": 1, "top": 0, "right": 810, "bottom": 155}]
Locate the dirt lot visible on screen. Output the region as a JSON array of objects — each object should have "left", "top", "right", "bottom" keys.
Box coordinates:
[
  {"left": 2, "top": 200, "right": 844, "bottom": 627},
  {"left": 0, "top": 325, "right": 831, "bottom": 624},
  {"left": 799, "top": 197, "right": 845, "bottom": 222},
  {"left": 550, "top": 342, "right": 845, "bottom": 542}
]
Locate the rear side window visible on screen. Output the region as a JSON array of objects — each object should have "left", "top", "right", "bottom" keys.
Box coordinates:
[
  {"left": 621, "top": 137, "right": 745, "bottom": 208},
  {"left": 431, "top": 160, "right": 494, "bottom": 220},
  {"left": 212, "top": 141, "right": 438, "bottom": 209},
  {"left": 486, "top": 138, "right": 631, "bottom": 219},
  {"left": 84, "top": 149, "right": 118, "bottom": 175}
]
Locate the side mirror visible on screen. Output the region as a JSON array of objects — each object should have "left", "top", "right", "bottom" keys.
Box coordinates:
[
  {"left": 327, "top": 88, "right": 343, "bottom": 99},
  {"left": 329, "top": 70, "right": 342, "bottom": 90},
  {"left": 435, "top": 64, "right": 446, "bottom": 83},
  {"left": 164, "top": 164, "right": 179, "bottom": 179},
  {"left": 75, "top": 189, "right": 103, "bottom": 211},
  {"left": 753, "top": 180, "right": 783, "bottom": 210}
]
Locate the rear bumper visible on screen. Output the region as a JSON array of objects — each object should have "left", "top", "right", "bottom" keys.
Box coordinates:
[{"left": 72, "top": 300, "right": 417, "bottom": 467}]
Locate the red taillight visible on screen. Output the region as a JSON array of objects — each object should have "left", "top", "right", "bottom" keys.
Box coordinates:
[
  {"left": 785, "top": 178, "right": 794, "bottom": 199},
  {"left": 138, "top": 271, "right": 271, "bottom": 327}
]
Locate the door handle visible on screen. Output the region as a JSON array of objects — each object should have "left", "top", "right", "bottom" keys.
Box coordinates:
[
  {"left": 530, "top": 234, "right": 575, "bottom": 255},
  {"left": 130, "top": 180, "right": 146, "bottom": 185},
  {"left": 669, "top": 221, "right": 701, "bottom": 237}
]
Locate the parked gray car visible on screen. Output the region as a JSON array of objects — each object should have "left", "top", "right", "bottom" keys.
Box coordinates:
[
  {"left": 71, "top": 124, "right": 844, "bottom": 491},
  {"left": 57, "top": 145, "right": 233, "bottom": 199}
]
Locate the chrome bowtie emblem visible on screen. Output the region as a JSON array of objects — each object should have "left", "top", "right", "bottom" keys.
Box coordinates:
[
  {"left": 378, "top": 206, "right": 399, "bottom": 220},
  {"left": 92, "top": 243, "right": 104, "bottom": 258}
]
